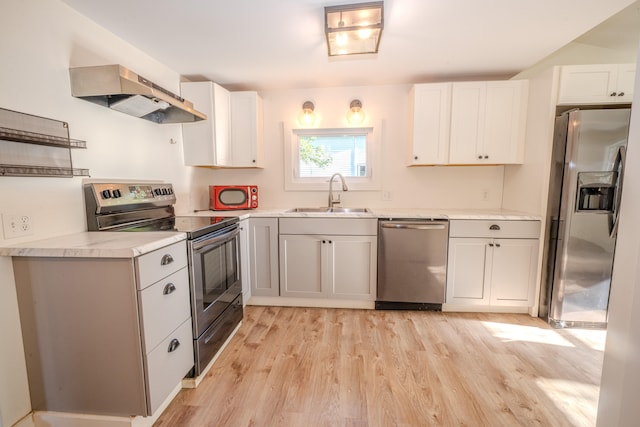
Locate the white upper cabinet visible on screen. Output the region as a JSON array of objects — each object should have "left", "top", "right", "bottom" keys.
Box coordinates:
[
  {"left": 181, "top": 82, "right": 263, "bottom": 168},
  {"left": 408, "top": 83, "right": 452, "bottom": 165},
  {"left": 558, "top": 63, "right": 636, "bottom": 105},
  {"left": 449, "top": 80, "right": 528, "bottom": 165},
  {"left": 181, "top": 81, "right": 231, "bottom": 167},
  {"left": 230, "top": 91, "right": 264, "bottom": 167}
]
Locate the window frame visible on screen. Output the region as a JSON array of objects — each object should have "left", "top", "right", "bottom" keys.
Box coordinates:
[{"left": 284, "top": 124, "right": 382, "bottom": 191}]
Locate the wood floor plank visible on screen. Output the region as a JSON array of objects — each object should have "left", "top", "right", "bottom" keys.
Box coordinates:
[{"left": 154, "top": 307, "right": 605, "bottom": 427}]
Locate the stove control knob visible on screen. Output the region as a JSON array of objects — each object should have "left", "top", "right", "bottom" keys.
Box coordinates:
[
  {"left": 168, "top": 187, "right": 174, "bottom": 195},
  {"left": 162, "top": 188, "right": 169, "bottom": 195},
  {"left": 154, "top": 188, "right": 162, "bottom": 196},
  {"left": 101, "top": 189, "right": 112, "bottom": 199},
  {"left": 112, "top": 189, "right": 122, "bottom": 198}
]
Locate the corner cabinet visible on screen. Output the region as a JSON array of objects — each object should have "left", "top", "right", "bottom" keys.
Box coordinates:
[
  {"left": 230, "top": 91, "right": 264, "bottom": 167},
  {"left": 181, "top": 82, "right": 263, "bottom": 168},
  {"left": 279, "top": 218, "right": 377, "bottom": 301},
  {"left": 248, "top": 218, "right": 280, "bottom": 296},
  {"left": 446, "top": 220, "right": 540, "bottom": 310},
  {"left": 449, "top": 80, "right": 528, "bottom": 164},
  {"left": 12, "top": 241, "right": 193, "bottom": 417},
  {"left": 557, "top": 63, "right": 636, "bottom": 105}
]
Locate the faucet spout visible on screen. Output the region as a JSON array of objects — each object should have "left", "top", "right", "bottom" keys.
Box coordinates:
[{"left": 328, "top": 173, "right": 348, "bottom": 208}]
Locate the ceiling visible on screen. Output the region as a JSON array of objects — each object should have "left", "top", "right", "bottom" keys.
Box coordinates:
[{"left": 60, "top": 0, "right": 640, "bottom": 91}]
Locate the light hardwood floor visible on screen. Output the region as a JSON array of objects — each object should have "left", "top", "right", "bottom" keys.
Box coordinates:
[{"left": 154, "top": 306, "right": 605, "bottom": 427}]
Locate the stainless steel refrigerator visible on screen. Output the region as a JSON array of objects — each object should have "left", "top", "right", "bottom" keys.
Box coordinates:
[{"left": 540, "top": 108, "right": 630, "bottom": 328}]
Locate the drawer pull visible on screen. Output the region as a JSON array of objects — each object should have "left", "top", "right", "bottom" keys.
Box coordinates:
[
  {"left": 495, "top": 243, "right": 501, "bottom": 248},
  {"left": 488, "top": 243, "right": 494, "bottom": 247},
  {"left": 168, "top": 338, "right": 180, "bottom": 353},
  {"left": 163, "top": 282, "right": 177, "bottom": 295},
  {"left": 160, "top": 254, "right": 174, "bottom": 266},
  {"left": 489, "top": 224, "right": 501, "bottom": 231}
]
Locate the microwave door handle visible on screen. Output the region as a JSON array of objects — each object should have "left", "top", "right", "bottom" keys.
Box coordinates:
[
  {"left": 192, "top": 228, "right": 240, "bottom": 251},
  {"left": 610, "top": 146, "right": 626, "bottom": 238}
]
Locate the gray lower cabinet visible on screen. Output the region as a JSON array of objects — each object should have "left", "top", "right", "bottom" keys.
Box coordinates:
[
  {"left": 12, "top": 241, "right": 193, "bottom": 417},
  {"left": 278, "top": 218, "right": 377, "bottom": 300},
  {"left": 248, "top": 218, "right": 280, "bottom": 296}
]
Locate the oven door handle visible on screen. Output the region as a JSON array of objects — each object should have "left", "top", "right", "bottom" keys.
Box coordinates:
[{"left": 192, "top": 228, "right": 240, "bottom": 251}]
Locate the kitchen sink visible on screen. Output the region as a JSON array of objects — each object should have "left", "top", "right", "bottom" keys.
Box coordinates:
[{"left": 287, "top": 207, "right": 372, "bottom": 213}]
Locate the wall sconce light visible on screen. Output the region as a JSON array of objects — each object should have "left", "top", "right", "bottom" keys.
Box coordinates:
[
  {"left": 325, "top": 2, "right": 384, "bottom": 56},
  {"left": 298, "top": 101, "right": 316, "bottom": 126},
  {"left": 346, "top": 99, "right": 365, "bottom": 125}
]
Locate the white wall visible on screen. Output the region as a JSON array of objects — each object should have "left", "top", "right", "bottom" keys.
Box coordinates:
[
  {"left": 183, "top": 85, "right": 506, "bottom": 213},
  {"left": 596, "top": 46, "right": 640, "bottom": 426},
  {"left": 0, "top": 1, "right": 193, "bottom": 425}
]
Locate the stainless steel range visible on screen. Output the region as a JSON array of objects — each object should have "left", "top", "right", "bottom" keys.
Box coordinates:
[{"left": 84, "top": 182, "right": 243, "bottom": 376}]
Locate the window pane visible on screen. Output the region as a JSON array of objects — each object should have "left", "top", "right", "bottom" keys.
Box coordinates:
[{"left": 298, "top": 134, "right": 367, "bottom": 177}]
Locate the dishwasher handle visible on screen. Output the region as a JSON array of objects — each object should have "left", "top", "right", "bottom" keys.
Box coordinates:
[{"left": 381, "top": 223, "right": 447, "bottom": 230}]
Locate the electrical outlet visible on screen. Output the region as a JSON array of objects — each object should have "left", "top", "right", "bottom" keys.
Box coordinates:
[
  {"left": 2, "top": 213, "right": 34, "bottom": 238},
  {"left": 382, "top": 191, "right": 393, "bottom": 201}
]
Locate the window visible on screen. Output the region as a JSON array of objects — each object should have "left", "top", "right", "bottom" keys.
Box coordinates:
[{"left": 285, "top": 126, "right": 381, "bottom": 191}]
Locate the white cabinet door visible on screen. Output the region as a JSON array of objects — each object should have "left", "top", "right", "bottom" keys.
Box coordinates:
[
  {"left": 239, "top": 219, "right": 251, "bottom": 304},
  {"left": 449, "top": 80, "right": 527, "bottom": 164},
  {"left": 181, "top": 81, "right": 231, "bottom": 166},
  {"left": 279, "top": 234, "right": 325, "bottom": 298},
  {"left": 446, "top": 238, "right": 491, "bottom": 305},
  {"left": 449, "top": 82, "right": 485, "bottom": 164},
  {"left": 408, "top": 83, "right": 451, "bottom": 165},
  {"left": 230, "top": 91, "right": 264, "bottom": 167},
  {"left": 558, "top": 64, "right": 636, "bottom": 105},
  {"left": 483, "top": 81, "right": 527, "bottom": 164},
  {"left": 616, "top": 63, "right": 636, "bottom": 103},
  {"left": 249, "top": 218, "right": 279, "bottom": 296},
  {"left": 489, "top": 238, "right": 538, "bottom": 306},
  {"left": 328, "top": 235, "right": 377, "bottom": 300}
]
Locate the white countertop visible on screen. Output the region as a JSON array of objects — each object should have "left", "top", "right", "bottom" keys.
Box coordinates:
[
  {"left": 182, "top": 207, "right": 541, "bottom": 221},
  {"left": 0, "top": 208, "right": 539, "bottom": 259},
  {"left": 0, "top": 231, "right": 186, "bottom": 258}
]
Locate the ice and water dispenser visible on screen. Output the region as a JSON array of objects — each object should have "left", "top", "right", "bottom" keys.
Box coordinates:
[{"left": 576, "top": 171, "right": 617, "bottom": 212}]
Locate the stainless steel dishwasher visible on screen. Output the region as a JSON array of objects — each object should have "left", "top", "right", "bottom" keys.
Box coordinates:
[{"left": 376, "top": 219, "right": 449, "bottom": 310}]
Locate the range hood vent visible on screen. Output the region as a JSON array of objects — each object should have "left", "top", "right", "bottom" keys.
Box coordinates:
[{"left": 69, "top": 65, "right": 207, "bottom": 124}]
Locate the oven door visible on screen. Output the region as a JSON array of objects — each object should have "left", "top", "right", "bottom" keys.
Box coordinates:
[{"left": 189, "top": 224, "right": 242, "bottom": 338}]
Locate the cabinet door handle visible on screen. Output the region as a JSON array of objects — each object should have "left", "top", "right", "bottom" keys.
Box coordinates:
[
  {"left": 329, "top": 240, "right": 332, "bottom": 244},
  {"left": 477, "top": 155, "right": 482, "bottom": 159},
  {"left": 489, "top": 224, "right": 501, "bottom": 231},
  {"left": 163, "top": 282, "right": 177, "bottom": 295},
  {"left": 322, "top": 240, "right": 326, "bottom": 244},
  {"left": 168, "top": 338, "right": 180, "bottom": 353},
  {"left": 414, "top": 155, "right": 418, "bottom": 160},
  {"left": 618, "top": 92, "right": 625, "bottom": 97},
  {"left": 160, "top": 254, "right": 174, "bottom": 265},
  {"left": 484, "top": 155, "right": 489, "bottom": 159},
  {"left": 495, "top": 243, "right": 501, "bottom": 248},
  {"left": 488, "top": 243, "right": 494, "bottom": 247},
  {"left": 610, "top": 92, "right": 617, "bottom": 96}
]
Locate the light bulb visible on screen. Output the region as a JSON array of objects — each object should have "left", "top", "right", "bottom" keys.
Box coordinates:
[
  {"left": 347, "top": 99, "right": 365, "bottom": 125},
  {"left": 298, "top": 101, "right": 316, "bottom": 127},
  {"left": 336, "top": 32, "right": 348, "bottom": 46},
  {"left": 358, "top": 28, "right": 372, "bottom": 39}
]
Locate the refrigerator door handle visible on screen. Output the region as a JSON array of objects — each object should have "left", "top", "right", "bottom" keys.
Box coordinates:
[{"left": 609, "top": 146, "right": 626, "bottom": 238}]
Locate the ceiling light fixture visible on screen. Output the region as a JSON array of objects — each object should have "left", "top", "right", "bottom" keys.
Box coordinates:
[
  {"left": 298, "top": 101, "right": 316, "bottom": 126},
  {"left": 346, "top": 99, "right": 365, "bottom": 124},
  {"left": 325, "top": 2, "right": 384, "bottom": 57}
]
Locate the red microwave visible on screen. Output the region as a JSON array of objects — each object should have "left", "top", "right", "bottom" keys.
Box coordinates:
[{"left": 210, "top": 185, "right": 258, "bottom": 210}]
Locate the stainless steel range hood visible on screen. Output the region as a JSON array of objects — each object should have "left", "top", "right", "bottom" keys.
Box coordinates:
[{"left": 69, "top": 64, "right": 206, "bottom": 124}]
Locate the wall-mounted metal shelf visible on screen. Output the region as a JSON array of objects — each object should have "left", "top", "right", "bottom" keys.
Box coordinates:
[{"left": 0, "top": 108, "right": 89, "bottom": 177}]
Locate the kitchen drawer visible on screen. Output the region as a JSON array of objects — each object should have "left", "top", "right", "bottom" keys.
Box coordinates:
[
  {"left": 136, "top": 241, "right": 188, "bottom": 290},
  {"left": 146, "top": 318, "right": 194, "bottom": 414},
  {"left": 139, "top": 267, "right": 191, "bottom": 352},
  {"left": 449, "top": 220, "right": 540, "bottom": 239},
  {"left": 279, "top": 218, "right": 377, "bottom": 235}
]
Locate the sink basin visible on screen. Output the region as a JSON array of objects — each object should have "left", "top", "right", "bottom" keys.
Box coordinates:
[{"left": 287, "top": 207, "right": 371, "bottom": 214}]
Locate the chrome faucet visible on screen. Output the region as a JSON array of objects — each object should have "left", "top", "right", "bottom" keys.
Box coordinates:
[{"left": 328, "top": 173, "right": 348, "bottom": 208}]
